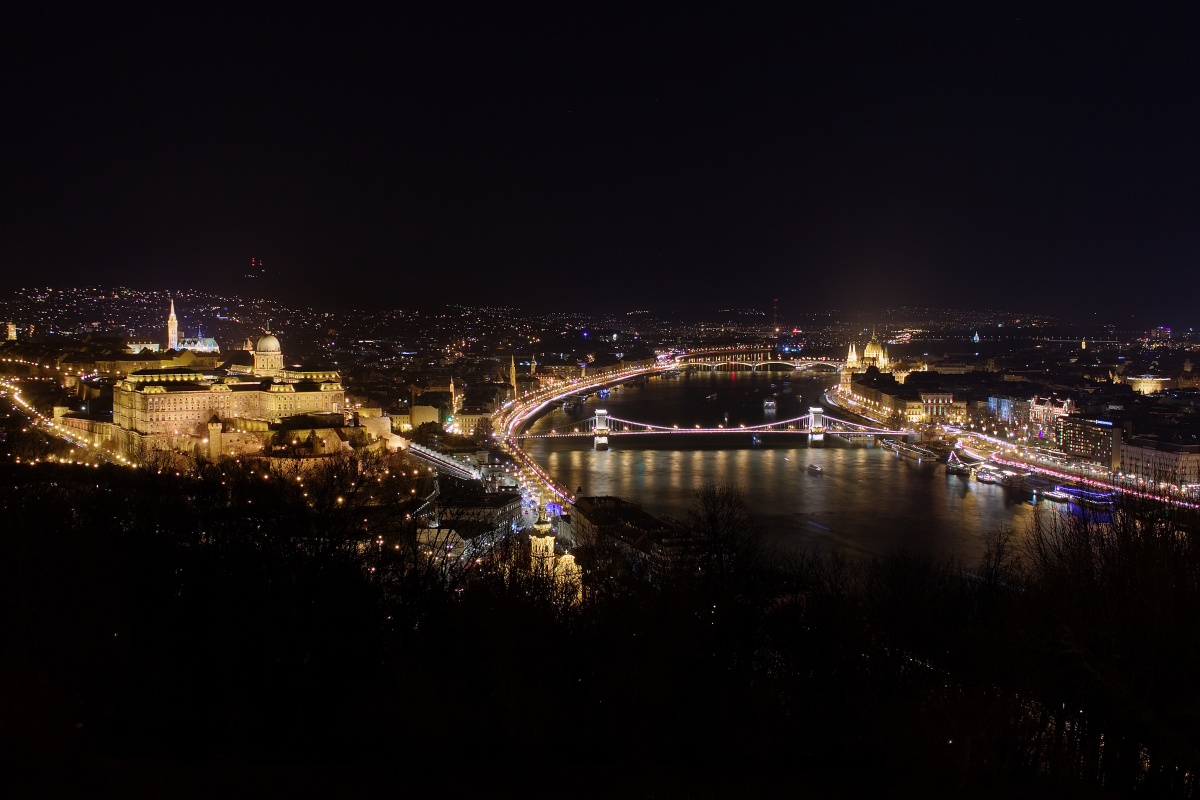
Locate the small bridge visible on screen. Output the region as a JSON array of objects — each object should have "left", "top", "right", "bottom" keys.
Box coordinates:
[
  {"left": 511, "top": 407, "right": 908, "bottom": 449},
  {"left": 403, "top": 441, "right": 483, "bottom": 481}
]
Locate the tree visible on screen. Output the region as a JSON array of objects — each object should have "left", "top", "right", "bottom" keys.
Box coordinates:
[{"left": 686, "top": 483, "right": 766, "bottom": 582}]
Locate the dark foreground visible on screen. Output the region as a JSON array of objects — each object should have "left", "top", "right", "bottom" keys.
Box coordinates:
[{"left": 2, "top": 452, "right": 1197, "bottom": 798}]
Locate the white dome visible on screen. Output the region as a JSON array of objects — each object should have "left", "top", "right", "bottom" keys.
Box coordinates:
[{"left": 256, "top": 334, "right": 281, "bottom": 353}]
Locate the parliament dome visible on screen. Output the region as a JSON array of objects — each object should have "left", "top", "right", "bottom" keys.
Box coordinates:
[
  {"left": 256, "top": 334, "right": 281, "bottom": 353},
  {"left": 863, "top": 337, "right": 886, "bottom": 361}
]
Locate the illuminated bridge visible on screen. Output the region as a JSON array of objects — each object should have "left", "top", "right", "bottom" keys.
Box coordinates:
[
  {"left": 511, "top": 407, "right": 908, "bottom": 449},
  {"left": 676, "top": 348, "right": 843, "bottom": 372}
]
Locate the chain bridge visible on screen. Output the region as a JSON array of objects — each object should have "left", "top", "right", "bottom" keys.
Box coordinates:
[{"left": 511, "top": 407, "right": 908, "bottom": 449}]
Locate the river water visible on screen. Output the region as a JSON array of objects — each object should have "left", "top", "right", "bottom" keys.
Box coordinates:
[{"left": 522, "top": 370, "right": 1038, "bottom": 562}]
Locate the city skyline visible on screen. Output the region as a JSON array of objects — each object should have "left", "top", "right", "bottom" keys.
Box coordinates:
[
  {"left": 4, "top": 4, "right": 1198, "bottom": 322},
  {"left": 4, "top": 0, "right": 1200, "bottom": 779}
]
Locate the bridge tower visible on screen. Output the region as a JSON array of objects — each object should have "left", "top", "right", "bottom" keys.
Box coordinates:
[
  {"left": 809, "top": 406, "right": 825, "bottom": 441},
  {"left": 594, "top": 409, "right": 609, "bottom": 450}
]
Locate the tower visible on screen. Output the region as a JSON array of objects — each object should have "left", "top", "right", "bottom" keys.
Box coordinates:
[
  {"left": 594, "top": 409, "right": 609, "bottom": 450},
  {"left": 167, "top": 299, "right": 178, "bottom": 350},
  {"left": 510, "top": 356, "right": 518, "bottom": 395},
  {"left": 530, "top": 496, "right": 556, "bottom": 573}
]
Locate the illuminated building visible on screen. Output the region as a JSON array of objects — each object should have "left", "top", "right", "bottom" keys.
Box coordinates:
[
  {"left": 843, "top": 329, "right": 890, "bottom": 371},
  {"left": 176, "top": 335, "right": 220, "bottom": 353},
  {"left": 1123, "top": 375, "right": 1173, "bottom": 395},
  {"left": 528, "top": 498, "right": 582, "bottom": 596},
  {"left": 166, "top": 298, "right": 178, "bottom": 350},
  {"left": 112, "top": 333, "right": 344, "bottom": 459},
  {"left": 840, "top": 329, "right": 963, "bottom": 426},
  {"left": 163, "top": 300, "right": 219, "bottom": 353},
  {"left": 452, "top": 407, "right": 492, "bottom": 435},
  {"left": 1119, "top": 438, "right": 1200, "bottom": 488},
  {"left": 1057, "top": 416, "right": 1125, "bottom": 471},
  {"left": 124, "top": 337, "right": 161, "bottom": 353},
  {"left": 1029, "top": 396, "right": 1073, "bottom": 441}
]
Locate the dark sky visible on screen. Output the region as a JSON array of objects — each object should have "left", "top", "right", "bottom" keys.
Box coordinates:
[{"left": 3, "top": 3, "right": 1198, "bottom": 324}]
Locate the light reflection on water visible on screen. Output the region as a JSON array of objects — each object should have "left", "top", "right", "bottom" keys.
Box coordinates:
[{"left": 523, "top": 370, "right": 1037, "bottom": 562}]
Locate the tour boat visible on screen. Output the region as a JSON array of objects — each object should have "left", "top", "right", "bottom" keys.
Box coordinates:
[
  {"left": 808, "top": 464, "right": 823, "bottom": 473},
  {"left": 763, "top": 396, "right": 777, "bottom": 410},
  {"left": 1052, "top": 486, "right": 1116, "bottom": 509},
  {"left": 1042, "top": 489, "right": 1072, "bottom": 502},
  {"left": 976, "top": 470, "right": 1001, "bottom": 484},
  {"left": 945, "top": 451, "right": 973, "bottom": 475}
]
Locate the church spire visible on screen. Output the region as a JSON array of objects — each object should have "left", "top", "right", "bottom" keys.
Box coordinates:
[
  {"left": 510, "top": 355, "right": 518, "bottom": 394},
  {"left": 167, "top": 297, "right": 179, "bottom": 351}
]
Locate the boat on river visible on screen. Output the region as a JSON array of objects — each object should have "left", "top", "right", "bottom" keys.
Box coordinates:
[
  {"left": 808, "top": 464, "right": 823, "bottom": 473},
  {"left": 945, "top": 451, "right": 974, "bottom": 475},
  {"left": 763, "top": 396, "right": 777, "bottom": 410},
  {"left": 884, "top": 440, "right": 937, "bottom": 461}
]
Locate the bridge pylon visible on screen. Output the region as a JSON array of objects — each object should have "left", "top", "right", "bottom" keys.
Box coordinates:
[
  {"left": 594, "top": 409, "right": 609, "bottom": 450},
  {"left": 809, "top": 406, "right": 826, "bottom": 440}
]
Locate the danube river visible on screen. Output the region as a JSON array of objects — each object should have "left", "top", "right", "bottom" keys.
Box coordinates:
[{"left": 522, "top": 370, "right": 1038, "bottom": 562}]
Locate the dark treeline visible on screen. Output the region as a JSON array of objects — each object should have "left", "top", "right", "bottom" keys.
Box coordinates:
[{"left": 3, "top": 452, "right": 1200, "bottom": 798}]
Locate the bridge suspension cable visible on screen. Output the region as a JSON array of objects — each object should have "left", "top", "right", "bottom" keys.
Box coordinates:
[{"left": 510, "top": 410, "right": 907, "bottom": 438}]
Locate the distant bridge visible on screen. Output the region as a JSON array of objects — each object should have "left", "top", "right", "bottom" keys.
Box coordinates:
[{"left": 676, "top": 348, "right": 843, "bottom": 372}]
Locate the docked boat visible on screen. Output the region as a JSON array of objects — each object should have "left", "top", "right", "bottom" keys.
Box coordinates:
[
  {"left": 976, "top": 470, "right": 1002, "bottom": 484},
  {"left": 945, "top": 451, "right": 973, "bottom": 475},
  {"left": 1053, "top": 486, "right": 1116, "bottom": 509},
  {"left": 1042, "top": 489, "right": 1073, "bottom": 502},
  {"left": 1081, "top": 495, "right": 1115, "bottom": 510},
  {"left": 886, "top": 440, "right": 937, "bottom": 461},
  {"left": 808, "top": 464, "right": 823, "bottom": 473}
]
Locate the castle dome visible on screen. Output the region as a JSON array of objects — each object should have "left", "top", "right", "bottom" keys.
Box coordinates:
[{"left": 256, "top": 334, "right": 281, "bottom": 353}]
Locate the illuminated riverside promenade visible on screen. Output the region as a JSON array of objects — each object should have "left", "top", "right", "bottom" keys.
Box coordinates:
[
  {"left": 825, "top": 383, "right": 1200, "bottom": 510},
  {"left": 956, "top": 433, "right": 1200, "bottom": 510}
]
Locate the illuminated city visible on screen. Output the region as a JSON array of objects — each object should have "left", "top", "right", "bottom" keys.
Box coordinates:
[{"left": 4, "top": 3, "right": 1200, "bottom": 797}]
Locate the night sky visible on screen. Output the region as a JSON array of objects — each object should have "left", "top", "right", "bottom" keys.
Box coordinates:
[{"left": 4, "top": 4, "right": 1198, "bottom": 322}]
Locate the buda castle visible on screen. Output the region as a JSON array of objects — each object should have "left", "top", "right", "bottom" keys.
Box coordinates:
[{"left": 112, "top": 310, "right": 345, "bottom": 460}]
